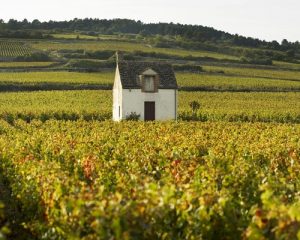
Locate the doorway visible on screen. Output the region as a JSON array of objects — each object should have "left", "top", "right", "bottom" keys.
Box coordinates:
[{"left": 144, "top": 101, "right": 155, "bottom": 121}]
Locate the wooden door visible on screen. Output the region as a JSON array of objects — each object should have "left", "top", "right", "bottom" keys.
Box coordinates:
[{"left": 144, "top": 102, "right": 155, "bottom": 121}]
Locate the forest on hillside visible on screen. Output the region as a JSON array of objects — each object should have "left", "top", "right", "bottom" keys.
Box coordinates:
[
  {"left": 1, "top": 18, "right": 300, "bottom": 66},
  {"left": 0, "top": 18, "right": 299, "bottom": 51}
]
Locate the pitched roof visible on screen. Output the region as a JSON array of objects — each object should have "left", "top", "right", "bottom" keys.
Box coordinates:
[{"left": 118, "top": 60, "right": 178, "bottom": 89}]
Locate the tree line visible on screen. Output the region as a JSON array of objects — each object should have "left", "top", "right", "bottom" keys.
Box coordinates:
[{"left": 0, "top": 18, "right": 299, "bottom": 52}]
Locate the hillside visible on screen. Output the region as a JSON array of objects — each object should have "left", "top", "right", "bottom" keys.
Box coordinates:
[{"left": 0, "top": 18, "right": 300, "bottom": 65}]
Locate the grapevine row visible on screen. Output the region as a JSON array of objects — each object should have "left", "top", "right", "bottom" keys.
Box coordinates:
[
  {"left": 0, "top": 41, "right": 32, "bottom": 58},
  {"left": 0, "top": 120, "right": 299, "bottom": 239},
  {"left": 0, "top": 90, "right": 299, "bottom": 123}
]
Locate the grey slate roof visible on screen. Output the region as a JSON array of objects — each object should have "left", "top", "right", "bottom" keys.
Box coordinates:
[{"left": 118, "top": 61, "right": 178, "bottom": 89}]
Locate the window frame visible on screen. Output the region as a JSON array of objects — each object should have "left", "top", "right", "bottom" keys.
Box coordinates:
[{"left": 141, "top": 74, "right": 159, "bottom": 93}]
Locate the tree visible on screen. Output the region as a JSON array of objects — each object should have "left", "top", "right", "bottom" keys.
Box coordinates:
[
  {"left": 7, "top": 19, "right": 19, "bottom": 29},
  {"left": 0, "top": 19, "right": 5, "bottom": 31},
  {"left": 281, "top": 39, "right": 289, "bottom": 46},
  {"left": 270, "top": 40, "right": 280, "bottom": 50},
  {"left": 286, "top": 49, "right": 295, "bottom": 58},
  {"left": 32, "top": 19, "right": 41, "bottom": 29}
]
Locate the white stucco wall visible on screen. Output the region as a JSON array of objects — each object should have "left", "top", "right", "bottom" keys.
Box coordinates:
[
  {"left": 112, "top": 66, "right": 122, "bottom": 121},
  {"left": 121, "top": 89, "right": 177, "bottom": 121}
]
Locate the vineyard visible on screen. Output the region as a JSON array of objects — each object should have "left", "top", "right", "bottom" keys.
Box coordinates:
[
  {"left": 0, "top": 41, "right": 33, "bottom": 58},
  {"left": 0, "top": 120, "right": 299, "bottom": 239},
  {"left": 0, "top": 31, "right": 300, "bottom": 239},
  {"left": 0, "top": 62, "right": 54, "bottom": 68},
  {"left": 0, "top": 90, "right": 298, "bottom": 124},
  {"left": 177, "top": 73, "right": 300, "bottom": 91},
  {"left": 31, "top": 40, "right": 239, "bottom": 60},
  {"left": 0, "top": 72, "right": 113, "bottom": 85},
  {"left": 273, "top": 61, "right": 300, "bottom": 70},
  {"left": 1, "top": 71, "right": 300, "bottom": 92},
  {"left": 203, "top": 65, "right": 300, "bottom": 81}
]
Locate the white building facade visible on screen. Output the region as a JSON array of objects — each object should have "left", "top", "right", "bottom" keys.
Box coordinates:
[{"left": 113, "top": 60, "right": 178, "bottom": 121}]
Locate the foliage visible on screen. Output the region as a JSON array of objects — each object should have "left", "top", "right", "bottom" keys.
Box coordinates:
[
  {"left": 0, "top": 18, "right": 300, "bottom": 240},
  {"left": 31, "top": 40, "right": 239, "bottom": 60},
  {"left": 0, "top": 90, "right": 299, "bottom": 123},
  {"left": 178, "top": 91, "right": 300, "bottom": 123},
  {"left": 2, "top": 18, "right": 300, "bottom": 53},
  {"left": 0, "top": 90, "right": 111, "bottom": 123},
  {"left": 51, "top": 33, "right": 100, "bottom": 40},
  {"left": 1, "top": 20, "right": 300, "bottom": 66},
  {"left": 203, "top": 65, "right": 300, "bottom": 81},
  {"left": 241, "top": 56, "right": 273, "bottom": 66},
  {"left": 85, "top": 50, "right": 116, "bottom": 60},
  {"left": 173, "top": 64, "right": 203, "bottom": 73},
  {"left": 0, "top": 121, "right": 299, "bottom": 239},
  {"left": 189, "top": 100, "right": 201, "bottom": 116},
  {"left": 0, "top": 202, "right": 9, "bottom": 240},
  {"left": 0, "top": 71, "right": 114, "bottom": 85},
  {"left": 0, "top": 62, "right": 54, "bottom": 68},
  {"left": 15, "top": 52, "right": 50, "bottom": 62},
  {"left": 0, "top": 29, "right": 52, "bottom": 39},
  {"left": 245, "top": 185, "right": 300, "bottom": 239},
  {"left": 114, "top": 50, "right": 238, "bottom": 63},
  {"left": 125, "top": 112, "right": 140, "bottom": 121},
  {"left": 177, "top": 72, "right": 300, "bottom": 92},
  {"left": 66, "top": 59, "right": 115, "bottom": 72},
  {"left": 273, "top": 61, "right": 300, "bottom": 70},
  {"left": 1, "top": 69, "right": 300, "bottom": 92},
  {"left": 0, "top": 203, "right": 5, "bottom": 240}
]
